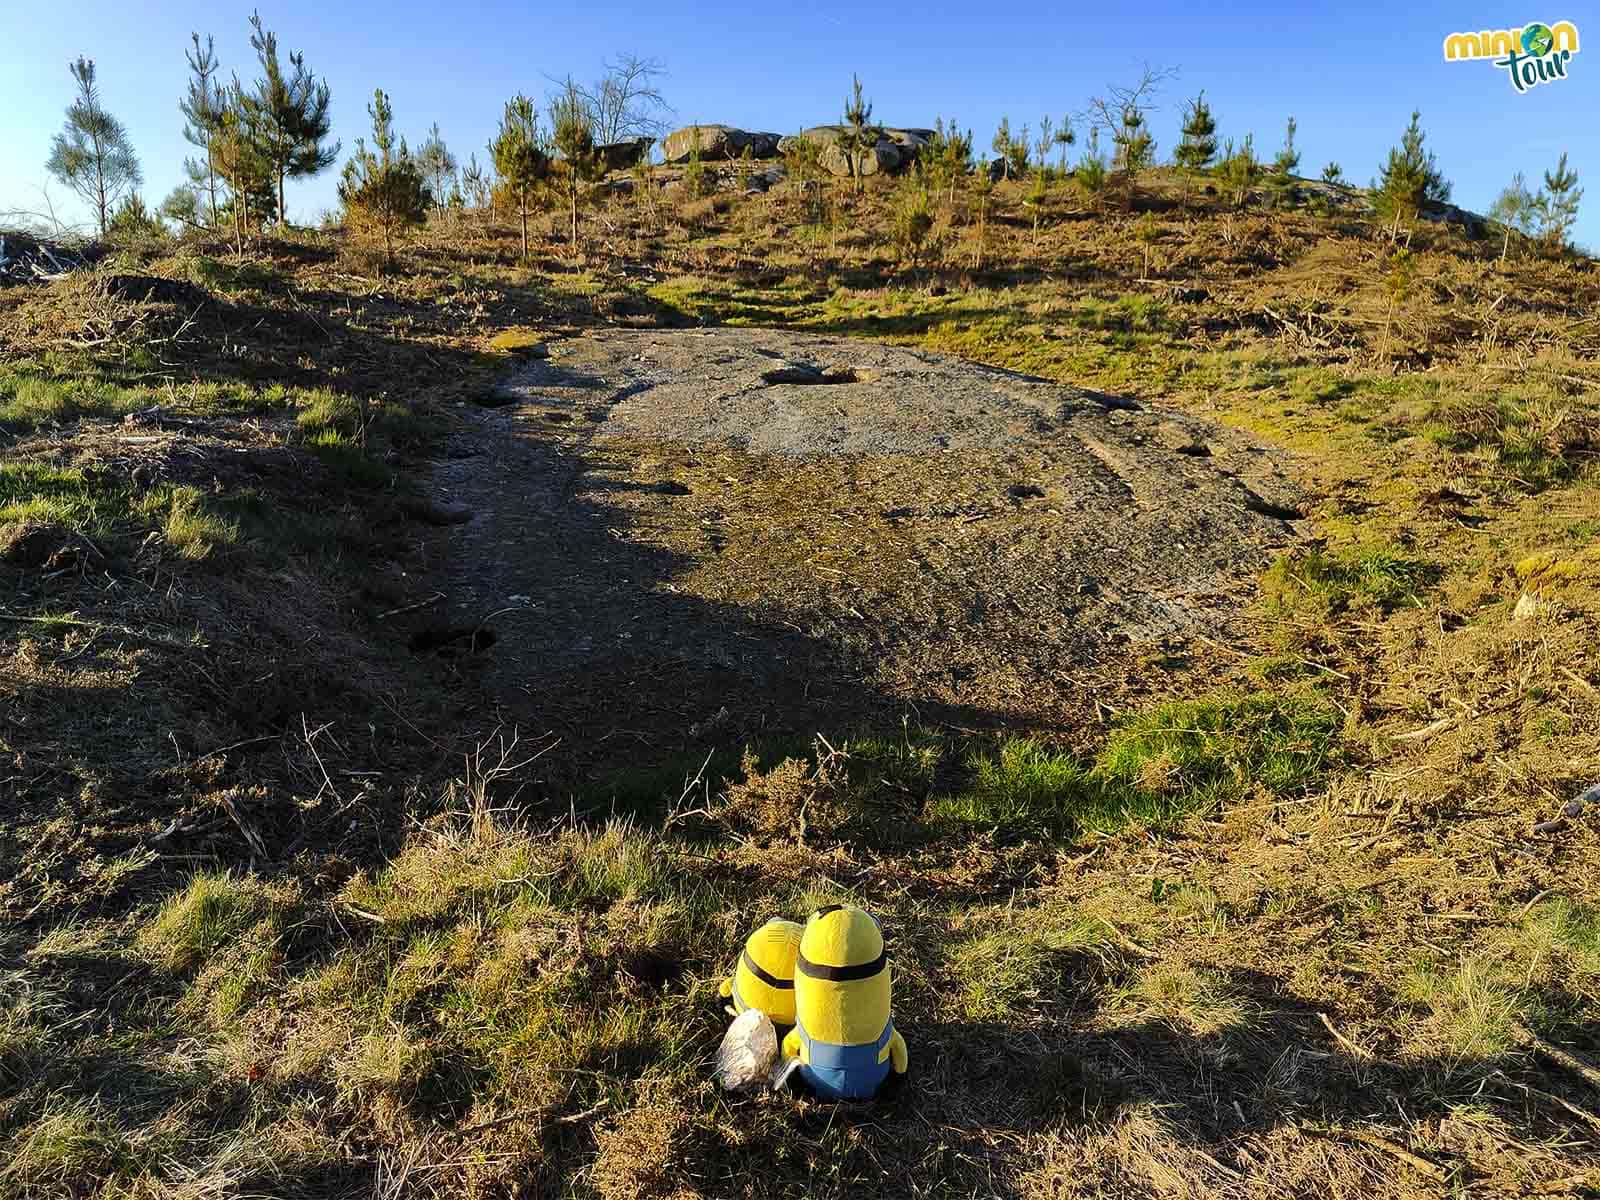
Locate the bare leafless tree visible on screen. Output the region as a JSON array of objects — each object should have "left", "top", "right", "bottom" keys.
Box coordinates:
[
  {"left": 1083, "top": 63, "right": 1178, "bottom": 153},
  {"left": 575, "top": 53, "right": 673, "bottom": 146}
]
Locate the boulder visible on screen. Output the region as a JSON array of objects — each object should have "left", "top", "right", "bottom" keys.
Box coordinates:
[
  {"left": 883, "top": 128, "right": 934, "bottom": 154},
  {"left": 779, "top": 126, "right": 932, "bottom": 177},
  {"left": 661, "top": 125, "right": 781, "bottom": 163},
  {"left": 596, "top": 137, "right": 653, "bottom": 173},
  {"left": 820, "top": 141, "right": 900, "bottom": 178}
]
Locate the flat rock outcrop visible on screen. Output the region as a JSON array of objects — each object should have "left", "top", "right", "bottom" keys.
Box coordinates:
[
  {"left": 779, "top": 126, "right": 933, "bottom": 176},
  {"left": 661, "top": 125, "right": 782, "bottom": 163},
  {"left": 487, "top": 327, "right": 1305, "bottom": 673}
]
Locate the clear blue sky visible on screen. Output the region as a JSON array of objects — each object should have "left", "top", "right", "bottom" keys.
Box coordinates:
[{"left": 1, "top": 1, "right": 1595, "bottom": 246}]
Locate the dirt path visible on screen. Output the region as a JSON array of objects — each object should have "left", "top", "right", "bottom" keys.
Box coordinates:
[{"left": 416, "top": 328, "right": 1305, "bottom": 770}]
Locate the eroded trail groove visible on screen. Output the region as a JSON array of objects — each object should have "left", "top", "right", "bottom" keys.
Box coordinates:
[{"left": 419, "top": 328, "right": 1304, "bottom": 750}]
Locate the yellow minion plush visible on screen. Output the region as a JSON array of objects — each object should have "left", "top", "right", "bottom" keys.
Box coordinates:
[
  {"left": 781, "top": 904, "right": 908, "bottom": 1100},
  {"left": 720, "top": 918, "right": 803, "bottom": 1026}
]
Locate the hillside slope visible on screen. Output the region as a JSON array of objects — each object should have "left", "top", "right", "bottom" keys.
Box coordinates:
[{"left": 2, "top": 173, "right": 1598, "bottom": 1197}]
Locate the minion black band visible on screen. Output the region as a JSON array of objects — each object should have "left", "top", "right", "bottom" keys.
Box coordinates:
[
  {"left": 742, "top": 949, "right": 794, "bottom": 990},
  {"left": 796, "top": 949, "right": 887, "bottom": 982}
]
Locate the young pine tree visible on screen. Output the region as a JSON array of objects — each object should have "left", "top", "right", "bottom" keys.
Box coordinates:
[
  {"left": 1173, "top": 91, "right": 1217, "bottom": 207},
  {"left": 211, "top": 85, "right": 278, "bottom": 253},
  {"left": 1374, "top": 110, "right": 1450, "bottom": 240},
  {"left": 969, "top": 157, "right": 995, "bottom": 268},
  {"left": 108, "top": 194, "right": 165, "bottom": 243},
  {"left": 839, "top": 74, "right": 883, "bottom": 195},
  {"left": 338, "top": 89, "right": 429, "bottom": 270},
  {"left": 159, "top": 184, "right": 204, "bottom": 233},
  {"left": 891, "top": 170, "right": 935, "bottom": 272},
  {"left": 1218, "top": 135, "right": 1259, "bottom": 209},
  {"left": 46, "top": 58, "right": 141, "bottom": 236},
  {"left": 923, "top": 118, "right": 972, "bottom": 208},
  {"left": 460, "top": 152, "right": 489, "bottom": 210},
  {"left": 1266, "top": 115, "right": 1300, "bottom": 207},
  {"left": 1533, "top": 152, "right": 1582, "bottom": 254},
  {"left": 991, "top": 118, "right": 1013, "bottom": 180},
  {"left": 490, "top": 95, "right": 549, "bottom": 259},
  {"left": 1111, "top": 103, "right": 1153, "bottom": 206},
  {"left": 1489, "top": 172, "right": 1537, "bottom": 261},
  {"left": 416, "top": 124, "right": 459, "bottom": 212},
  {"left": 1034, "top": 118, "right": 1053, "bottom": 182},
  {"left": 1007, "top": 123, "right": 1031, "bottom": 181},
  {"left": 550, "top": 78, "right": 603, "bottom": 247},
  {"left": 240, "top": 9, "right": 338, "bottom": 227},
  {"left": 681, "top": 124, "right": 709, "bottom": 197},
  {"left": 1134, "top": 211, "right": 1158, "bottom": 280},
  {"left": 1053, "top": 116, "right": 1076, "bottom": 175},
  {"left": 1321, "top": 162, "right": 1345, "bottom": 185},
  {"left": 179, "top": 33, "right": 226, "bottom": 226},
  {"left": 1076, "top": 127, "right": 1108, "bottom": 212},
  {"left": 1027, "top": 118, "right": 1053, "bottom": 240},
  {"left": 1380, "top": 248, "right": 1416, "bottom": 361}
]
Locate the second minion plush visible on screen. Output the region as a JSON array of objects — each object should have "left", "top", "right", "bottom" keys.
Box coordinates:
[
  {"left": 720, "top": 918, "right": 804, "bottom": 1026},
  {"left": 781, "top": 904, "right": 908, "bottom": 1101}
]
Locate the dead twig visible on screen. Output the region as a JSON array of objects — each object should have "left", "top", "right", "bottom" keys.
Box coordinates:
[
  {"left": 1481, "top": 363, "right": 1599, "bottom": 390},
  {"left": 1335, "top": 1128, "right": 1447, "bottom": 1179},
  {"left": 1093, "top": 917, "right": 1159, "bottom": 960},
  {"left": 1515, "top": 1025, "right": 1600, "bottom": 1094},
  {"left": 1318, "top": 1012, "right": 1373, "bottom": 1061},
  {"left": 219, "top": 791, "right": 270, "bottom": 863},
  {"left": 1559, "top": 667, "right": 1598, "bottom": 700},
  {"left": 1494, "top": 1071, "right": 1600, "bottom": 1134},
  {"left": 376, "top": 591, "right": 446, "bottom": 621},
  {"left": 1391, "top": 717, "right": 1454, "bottom": 743}
]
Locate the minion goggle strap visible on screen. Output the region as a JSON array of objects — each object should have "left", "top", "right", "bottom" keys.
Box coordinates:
[
  {"left": 795, "top": 949, "right": 888, "bottom": 982},
  {"left": 741, "top": 949, "right": 795, "bottom": 990}
]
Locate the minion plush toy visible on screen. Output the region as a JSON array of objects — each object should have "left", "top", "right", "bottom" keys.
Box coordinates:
[
  {"left": 720, "top": 918, "right": 804, "bottom": 1026},
  {"left": 782, "top": 904, "right": 908, "bottom": 1100}
]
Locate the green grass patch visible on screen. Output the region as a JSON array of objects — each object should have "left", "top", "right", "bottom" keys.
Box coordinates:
[
  {"left": 0, "top": 464, "right": 122, "bottom": 538},
  {"left": 150, "top": 486, "right": 239, "bottom": 560},
  {"left": 1097, "top": 692, "right": 1340, "bottom": 808},
  {"left": 1073, "top": 294, "right": 1172, "bottom": 334},
  {"left": 0, "top": 364, "right": 301, "bottom": 434},
  {"left": 947, "top": 913, "right": 1111, "bottom": 1020},
  {"left": 1522, "top": 897, "right": 1600, "bottom": 979},
  {"left": 180, "top": 255, "right": 284, "bottom": 295},
  {"left": 0, "top": 974, "right": 59, "bottom": 1088},
  {"left": 1379, "top": 380, "right": 1598, "bottom": 492},
  {"left": 303, "top": 430, "right": 393, "bottom": 488},
  {"left": 1263, "top": 542, "right": 1431, "bottom": 615},
  {"left": 645, "top": 279, "right": 1191, "bottom": 393},
  {"left": 255, "top": 816, "right": 722, "bottom": 1115},
  {"left": 1130, "top": 961, "right": 1258, "bottom": 1037},
  {"left": 0, "top": 1097, "right": 142, "bottom": 1196},
  {"left": 1399, "top": 957, "right": 1527, "bottom": 1064},
  {"left": 930, "top": 738, "right": 1098, "bottom": 829},
  {"left": 486, "top": 328, "right": 549, "bottom": 356},
  {"left": 0, "top": 371, "right": 143, "bottom": 429},
  {"left": 137, "top": 871, "right": 267, "bottom": 975},
  {"left": 683, "top": 694, "right": 1344, "bottom": 842}
]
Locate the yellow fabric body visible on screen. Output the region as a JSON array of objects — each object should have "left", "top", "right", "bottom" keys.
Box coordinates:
[
  {"left": 722, "top": 918, "right": 802, "bottom": 1025},
  {"left": 792, "top": 907, "right": 893, "bottom": 1047}
]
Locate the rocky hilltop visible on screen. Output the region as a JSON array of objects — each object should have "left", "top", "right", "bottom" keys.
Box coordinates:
[{"left": 661, "top": 122, "right": 936, "bottom": 177}]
